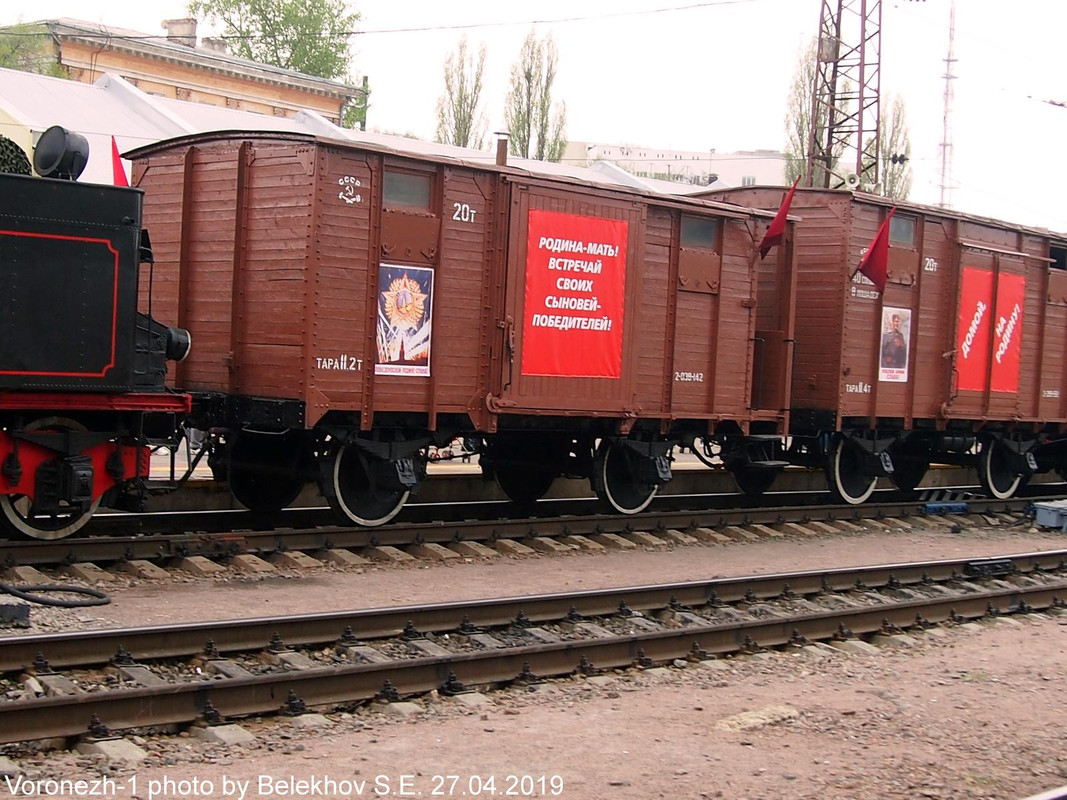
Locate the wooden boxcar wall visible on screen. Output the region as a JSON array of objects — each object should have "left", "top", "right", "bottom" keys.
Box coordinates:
[
  {"left": 707, "top": 187, "right": 846, "bottom": 424},
  {"left": 496, "top": 180, "right": 781, "bottom": 431},
  {"left": 708, "top": 186, "right": 1067, "bottom": 431},
  {"left": 135, "top": 139, "right": 315, "bottom": 400},
  {"left": 842, "top": 202, "right": 1067, "bottom": 428},
  {"left": 135, "top": 133, "right": 792, "bottom": 437}
]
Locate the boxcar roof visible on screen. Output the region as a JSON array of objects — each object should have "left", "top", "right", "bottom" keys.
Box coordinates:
[
  {"left": 705, "top": 185, "right": 1067, "bottom": 243},
  {"left": 126, "top": 129, "right": 780, "bottom": 222}
]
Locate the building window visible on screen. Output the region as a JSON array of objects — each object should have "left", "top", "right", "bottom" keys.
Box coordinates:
[
  {"left": 889, "top": 214, "right": 916, "bottom": 247},
  {"left": 680, "top": 215, "right": 718, "bottom": 250},
  {"left": 384, "top": 170, "right": 432, "bottom": 209},
  {"left": 741, "top": 176, "right": 756, "bottom": 186},
  {"left": 1051, "top": 245, "right": 1067, "bottom": 271}
]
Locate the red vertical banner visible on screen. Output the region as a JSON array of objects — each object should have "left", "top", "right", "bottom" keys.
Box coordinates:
[
  {"left": 521, "top": 210, "right": 628, "bottom": 378},
  {"left": 956, "top": 267, "right": 993, "bottom": 392},
  {"left": 990, "top": 273, "right": 1025, "bottom": 393}
]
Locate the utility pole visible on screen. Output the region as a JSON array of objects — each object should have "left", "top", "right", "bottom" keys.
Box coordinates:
[
  {"left": 804, "top": 0, "right": 882, "bottom": 190},
  {"left": 938, "top": 0, "right": 957, "bottom": 207}
]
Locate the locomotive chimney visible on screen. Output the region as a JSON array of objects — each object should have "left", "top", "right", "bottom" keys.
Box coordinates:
[{"left": 494, "top": 131, "right": 509, "bottom": 167}]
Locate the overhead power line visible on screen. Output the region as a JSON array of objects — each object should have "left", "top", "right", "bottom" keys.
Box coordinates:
[{"left": 0, "top": 0, "right": 761, "bottom": 40}]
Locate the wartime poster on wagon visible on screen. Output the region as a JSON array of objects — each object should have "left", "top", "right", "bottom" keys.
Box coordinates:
[
  {"left": 955, "top": 267, "right": 1024, "bottom": 393},
  {"left": 521, "top": 209, "right": 628, "bottom": 378},
  {"left": 879, "top": 306, "right": 911, "bottom": 382},
  {"left": 375, "top": 264, "right": 434, "bottom": 377}
]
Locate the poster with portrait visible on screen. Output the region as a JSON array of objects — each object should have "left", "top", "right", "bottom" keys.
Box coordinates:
[
  {"left": 879, "top": 306, "right": 910, "bottom": 382},
  {"left": 375, "top": 264, "right": 434, "bottom": 377}
]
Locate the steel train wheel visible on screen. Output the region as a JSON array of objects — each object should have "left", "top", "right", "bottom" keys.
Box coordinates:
[
  {"left": 890, "top": 458, "right": 928, "bottom": 493},
  {"left": 494, "top": 463, "right": 556, "bottom": 506},
  {"left": 732, "top": 466, "right": 777, "bottom": 497},
  {"left": 327, "top": 444, "right": 408, "bottom": 527},
  {"left": 593, "top": 440, "right": 658, "bottom": 515},
  {"left": 0, "top": 417, "right": 101, "bottom": 540},
  {"left": 977, "top": 437, "right": 1028, "bottom": 500},
  {"left": 826, "top": 435, "right": 877, "bottom": 505},
  {"left": 227, "top": 430, "right": 305, "bottom": 513}
]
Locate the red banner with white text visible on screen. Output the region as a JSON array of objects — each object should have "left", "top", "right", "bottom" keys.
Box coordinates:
[
  {"left": 990, "top": 273, "right": 1024, "bottom": 393},
  {"left": 956, "top": 268, "right": 993, "bottom": 392},
  {"left": 521, "top": 210, "right": 628, "bottom": 378}
]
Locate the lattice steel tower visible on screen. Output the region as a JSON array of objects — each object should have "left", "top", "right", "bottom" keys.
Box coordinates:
[{"left": 804, "top": 0, "right": 882, "bottom": 189}]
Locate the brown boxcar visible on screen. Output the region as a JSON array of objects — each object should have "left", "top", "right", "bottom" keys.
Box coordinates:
[
  {"left": 128, "top": 131, "right": 796, "bottom": 522},
  {"left": 707, "top": 186, "right": 1067, "bottom": 503}
]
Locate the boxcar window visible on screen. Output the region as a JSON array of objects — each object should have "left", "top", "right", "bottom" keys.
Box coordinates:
[
  {"left": 680, "top": 215, "right": 718, "bottom": 250},
  {"left": 1050, "top": 246, "right": 1067, "bottom": 271},
  {"left": 383, "top": 171, "right": 432, "bottom": 209},
  {"left": 889, "top": 214, "right": 916, "bottom": 247}
]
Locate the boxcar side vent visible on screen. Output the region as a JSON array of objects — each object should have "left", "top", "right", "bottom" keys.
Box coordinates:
[{"left": 1050, "top": 246, "right": 1067, "bottom": 271}]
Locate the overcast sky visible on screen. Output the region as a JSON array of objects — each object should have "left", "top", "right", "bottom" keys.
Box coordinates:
[{"left": 3, "top": 0, "right": 1066, "bottom": 230}]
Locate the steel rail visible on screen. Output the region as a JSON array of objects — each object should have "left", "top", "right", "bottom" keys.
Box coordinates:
[
  {"left": 0, "top": 582, "right": 1061, "bottom": 744},
  {"left": 2, "top": 549, "right": 1063, "bottom": 673},
  {"left": 0, "top": 493, "right": 1041, "bottom": 568}
]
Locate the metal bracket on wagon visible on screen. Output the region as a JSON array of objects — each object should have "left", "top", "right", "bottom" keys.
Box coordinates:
[
  {"left": 322, "top": 431, "right": 431, "bottom": 462},
  {"left": 840, "top": 435, "right": 896, "bottom": 477},
  {"left": 991, "top": 435, "right": 1039, "bottom": 475},
  {"left": 610, "top": 439, "right": 673, "bottom": 485}
]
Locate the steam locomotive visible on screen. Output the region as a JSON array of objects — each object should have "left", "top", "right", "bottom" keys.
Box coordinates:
[{"left": 0, "top": 128, "right": 191, "bottom": 539}]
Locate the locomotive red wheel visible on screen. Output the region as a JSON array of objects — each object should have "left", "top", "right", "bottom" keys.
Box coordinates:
[
  {"left": 0, "top": 417, "right": 101, "bottom": 540},
  {"left": 593, "top": 440, "right": 658, "bottom": 515},
  {"left": 326, "top": 444, "right": 409, "bottom": 527},
  {"left": 977, "top": 437, "right": 1029, "bottom": 500},
  {"left": 732, "top": 465, "right": 777, "bottom": 497},
  {"left": 227, "top": 430, "right": 305, "bottom": 513},
  {"left": 826, "top": 435, "right": 877, "bottom": 505}
]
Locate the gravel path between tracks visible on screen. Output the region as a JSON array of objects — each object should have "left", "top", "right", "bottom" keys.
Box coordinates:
[{"left": 3, "top": 523, "right": 1067, "bottom": 799}]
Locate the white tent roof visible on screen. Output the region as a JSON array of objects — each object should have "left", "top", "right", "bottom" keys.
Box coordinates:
[{"left": 0, "top": 67, "right": 726, "bottom": 196}]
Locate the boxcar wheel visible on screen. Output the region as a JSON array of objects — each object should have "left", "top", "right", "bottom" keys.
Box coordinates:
[
  {"left": 228, "top": 430, "right": 305, "bottom": 513},
  {"left": 732, "top": 465, "right": 777, "bottom": 497},
  {"left": 977, "top": 437, "right": 1028, "bottom": 500},
  {"left": 890, "top": 458, "right": 928, "bottom": 493},
  {"left": 593, "top": 440, "right": 658, "bottom": 515},
  {"left": 495, "top": 463, "right": 555, "bottom": 506},
  {"left": 0, "top": 417, "right": 100, "bottom": 540},
  {"left": 827, "top": 435, "right": 877, "bottom": 504},
  {"left": 327, "top": 444, "right": 408, "bottom": 527}
]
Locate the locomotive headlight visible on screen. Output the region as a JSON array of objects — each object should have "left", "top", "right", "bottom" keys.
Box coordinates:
[
  {"left": 33, "top": 126, "right": 89, "bottom": 181},
  {"left": 166, "top": 326, "right": 192, "bottom": 362}
]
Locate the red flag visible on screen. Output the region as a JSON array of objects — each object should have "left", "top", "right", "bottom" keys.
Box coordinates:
[
  {"left": 855, "top": 207, "right": 896, "bottom": 293},
  {"left": 757, "top": 176, "right": 800, "bottom": 259},
  {"left": 111, "top": 136, "right": 129, "bottom": 187}
]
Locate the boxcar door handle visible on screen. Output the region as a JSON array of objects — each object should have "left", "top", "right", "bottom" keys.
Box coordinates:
[{"left": 504, "top": 317, "right": 515, "bottom": 391}]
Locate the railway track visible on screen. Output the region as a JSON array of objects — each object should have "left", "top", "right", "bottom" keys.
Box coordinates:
[
  {"left": 0, "top": 491, "right": 1046, "bottom": 570},
  {"left": 2, "top": 550, "right": 1064, "bottom": 744}
]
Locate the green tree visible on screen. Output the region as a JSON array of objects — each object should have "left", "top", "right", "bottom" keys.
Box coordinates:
[
  {"left": 434, "top": 36, "right": 488, "bottom": 150},
  {"left": 187, "top": 0, "right": 358, "bottom": 80},
  {"left": 877, "top": 94, "right": 912, "bottom": 201},
  {"left": 504, "top": 31, "right": 566, "bottom": 162},
  {"left": 783, "top": 37, "right": 848, "bottom": 187},
  {"left": 0, "top": 24, "right": 65, "bottom": 77}
]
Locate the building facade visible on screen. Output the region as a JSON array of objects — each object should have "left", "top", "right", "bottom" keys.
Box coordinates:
[
  {"left": 3, "top": 18, "right": 365, "bottom": 127},
  {"left": 563, "top": 140, "right": 786, "bottom": 188}
]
